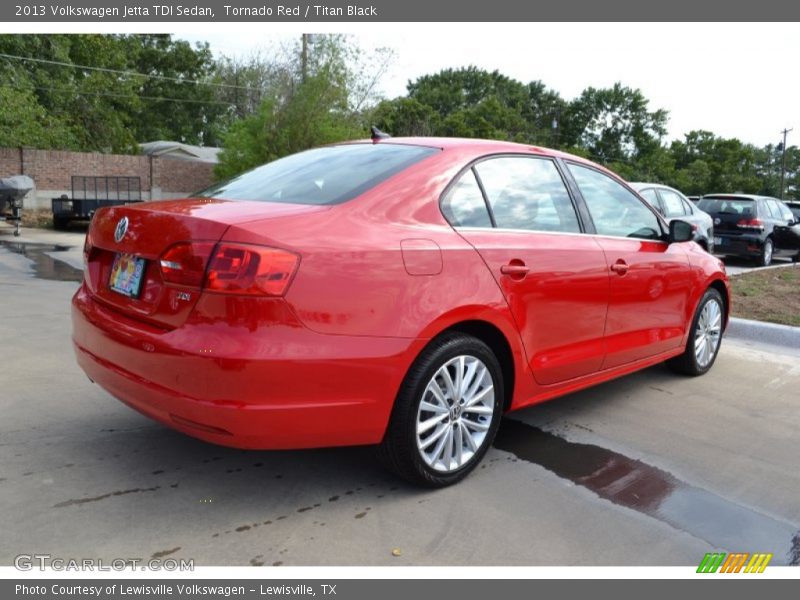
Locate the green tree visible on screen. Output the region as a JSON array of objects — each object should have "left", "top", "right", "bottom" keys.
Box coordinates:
[
  {"left": 124, "top": 35, "right": 223, "bottom": 146},
  {"left": 374, "top": 67, "right": 566, "bottom": 145},
  {"left": 562, "top": 83, "right": 668, "bottom": 164},
  {"left": 668, "top": 131, "right": 762, "bottom": 194},
  {"left": 0, "top": 87, "right": 77, "bottom": 148},
  {"left": 215, "top": 35, "right": 384, "bottom": 179},
  {"left": 0, "top": 34, "right": 223, "bottom": 151}
]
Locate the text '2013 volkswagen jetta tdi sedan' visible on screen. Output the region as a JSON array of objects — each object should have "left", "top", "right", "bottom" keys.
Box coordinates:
[{"left": 72, "top": 137, "right": 729, "bottom": 486}]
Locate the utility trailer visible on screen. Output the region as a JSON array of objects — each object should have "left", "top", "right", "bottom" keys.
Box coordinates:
[{"left": 52, "top": 176, "right": 143, "bottom": 230}]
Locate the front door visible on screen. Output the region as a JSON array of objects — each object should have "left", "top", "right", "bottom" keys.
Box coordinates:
[{"left": 565, "top": 162, "right": 693, "bottom": 369}]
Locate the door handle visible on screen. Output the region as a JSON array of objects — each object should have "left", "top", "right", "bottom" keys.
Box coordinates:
[
  {"left": 500, "top": 262, "right": 529, "bottom": 278},
  {"left": 610, "top": 260, "right": 629, "bottom": 275}
]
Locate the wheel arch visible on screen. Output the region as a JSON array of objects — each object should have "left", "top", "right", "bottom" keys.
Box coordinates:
[
  {"left": 708, "top": 277, "right": 730, "bottom": 331},
  {"left": 421, "top": 318, "right": 520, "bottom": 413}
]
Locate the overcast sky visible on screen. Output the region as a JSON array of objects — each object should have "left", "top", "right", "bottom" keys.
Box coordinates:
[{"left": 175, "top": 22, "right": 800, "bottom": 148}]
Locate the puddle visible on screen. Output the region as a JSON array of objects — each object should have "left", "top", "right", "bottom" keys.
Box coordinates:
[
  {"left": 494, "top": 418, "right": 800, "bottom": 565},
  {"left": 0, "top": 241, "right": 83, "bottom": 282}
]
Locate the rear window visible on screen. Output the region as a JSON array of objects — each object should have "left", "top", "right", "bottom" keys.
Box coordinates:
[
  {"left": 697, "top": 197, "right": 756, "bottom": 216},
  {"left": 197, "top": 143, "right": 439, "bottom": 205}
]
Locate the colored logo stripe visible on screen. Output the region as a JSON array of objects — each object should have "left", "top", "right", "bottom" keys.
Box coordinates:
[
  {"left": 720, "top": 553, "right": 749, "bottom": 573},
  {"left": 697, "top": 553, "right": 726, "bottom": 573},
  {"left": 697, "top": 552, "right": 772, "bottom": 573},
  {"left": 744, "top": 553, "right": 772, "bottom": 573}
]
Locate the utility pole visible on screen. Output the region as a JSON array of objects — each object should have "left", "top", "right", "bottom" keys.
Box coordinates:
[
  {"left": 301, "top": 34, "right": 309, "bottom": 83},
  {"left": 779, "top": 127, "right": 792, "bottom": 199}
]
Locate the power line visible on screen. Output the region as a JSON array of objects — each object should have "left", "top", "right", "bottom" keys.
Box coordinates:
[
  {"left": 0, "top": 81, "right": 236, "bottom": 107},
  {"left": 0, "top": 51, "right": 261, "bottom": 92}
]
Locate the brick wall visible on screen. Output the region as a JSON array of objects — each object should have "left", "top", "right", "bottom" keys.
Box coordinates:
[{"left": 0, "top": 147, "right": 216, "bottom": 208}]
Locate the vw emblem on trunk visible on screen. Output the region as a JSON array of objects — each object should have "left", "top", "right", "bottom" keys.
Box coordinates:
[
  {"left": 714, "top": 217, "right": 721, "bottom": 225},
  {"left": 114, "top": 217, "right": 129, "bottom": 243}
]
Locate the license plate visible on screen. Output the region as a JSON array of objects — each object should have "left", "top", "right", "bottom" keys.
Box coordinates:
[
  {"left": 713, "top": 236, "right": 723, "bottom": 246},
  {"left": 109, "top": 253, "right": 146, "bottom": 298}
]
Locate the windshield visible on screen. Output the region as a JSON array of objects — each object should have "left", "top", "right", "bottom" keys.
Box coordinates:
[{"left": 197, "top": 143, "right": 439, "bottom": 205}]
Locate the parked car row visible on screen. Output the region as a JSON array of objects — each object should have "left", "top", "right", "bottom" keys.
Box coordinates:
[{"left": 630, "top": 183, "right": 800, "bottom": 266}]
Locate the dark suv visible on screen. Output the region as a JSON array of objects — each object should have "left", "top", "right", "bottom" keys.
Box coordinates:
[{"left": 697, "top": 194, "right": 800, "bottom": 266}]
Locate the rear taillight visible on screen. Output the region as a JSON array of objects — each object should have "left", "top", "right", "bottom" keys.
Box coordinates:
[
  {"left": 159, "top": 242, "right": 216, "bottom": 288},
  {"left": 736, "top": 218, "right": 764, "bottom": 230},
  {"left": 83, "top": 235, "right": 92, "bottom": 267},
  {"left": 205, "top": 244, "right": 299, "bottom": 297}
]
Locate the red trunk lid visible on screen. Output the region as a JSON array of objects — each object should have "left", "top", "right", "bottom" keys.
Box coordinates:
[{"left": 83, "top": 198, "right": 326, "bottom": 328}]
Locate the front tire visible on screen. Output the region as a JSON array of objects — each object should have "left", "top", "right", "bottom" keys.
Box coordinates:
[
  {"left": 668, "top": 288, "right": 724, "bottom": 376},
  {"left": 378, "top": 332, "right": 503, "bottom": 487}
]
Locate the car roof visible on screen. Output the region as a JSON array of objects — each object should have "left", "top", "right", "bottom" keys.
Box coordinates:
[
  {"left": 350, "top": 136, "right": 599, "bottom": 165},
  {"left": 629, "top": 182, "right": 695, "bottom": 199},
  {"left": 701, "top": 194, "right": 777, "bottom": 201},
  {"left": 629, "top": 182, "right": 680, "bottom": 192}
]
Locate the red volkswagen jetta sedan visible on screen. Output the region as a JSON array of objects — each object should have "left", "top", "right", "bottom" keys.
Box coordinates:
[{"left": 72, "top": 138, "right": 729, "bottom": 486}]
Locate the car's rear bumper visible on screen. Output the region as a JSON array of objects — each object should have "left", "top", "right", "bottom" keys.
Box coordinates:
[
  {"left": 713, "top": 233, "right": 764, "bottom": 258},
  {"left": 72, "top": 284, "right": 424, "bottom": 449}
]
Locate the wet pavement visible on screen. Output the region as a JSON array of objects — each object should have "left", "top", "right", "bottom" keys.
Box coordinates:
[
  {"left": 0, "top": 240, "right": 83, "bottom": 282},
  {"left": 1, "top": 227, "right": 799, "bottom": 567},
  {"left": 495, "top": 420, "right": 799, "bottom": 565}
]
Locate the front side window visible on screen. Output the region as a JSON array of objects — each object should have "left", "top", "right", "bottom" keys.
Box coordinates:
[
  {"left": 473, "top": 157, "right": 581, "bottom": 233},
  {"left": 568, "top": 163, "right": 662, "bottom": 240}
]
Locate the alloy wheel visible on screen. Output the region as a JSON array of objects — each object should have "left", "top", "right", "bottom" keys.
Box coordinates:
[
  {"left": 694, "top": 298, "right": 723, "bottom": 369},
  {"left": 415, "top": 355, "right": 496, "bottom": 472}
]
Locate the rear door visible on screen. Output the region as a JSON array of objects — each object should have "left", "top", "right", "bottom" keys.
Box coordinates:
[
  {"left": 443, "top": 155, "right": 610, "bottom": 385},
  {"left": 565, "top": 163, "right": 693, "bottom": 369}
]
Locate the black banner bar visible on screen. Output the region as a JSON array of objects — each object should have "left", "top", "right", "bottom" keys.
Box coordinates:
[{"left": 4, "top": 0, "right": 800, "bottom": 22}]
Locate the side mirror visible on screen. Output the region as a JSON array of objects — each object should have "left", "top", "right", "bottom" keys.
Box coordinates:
[{"left": 669, "top": 219, "right": 693, "bottom": 243}]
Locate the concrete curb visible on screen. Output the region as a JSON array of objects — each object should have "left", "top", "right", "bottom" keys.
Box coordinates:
[{"left": 726, "top": 317, "right": 800, "bottom": 350}]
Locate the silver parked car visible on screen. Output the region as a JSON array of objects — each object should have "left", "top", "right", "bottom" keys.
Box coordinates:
[{"left": 631, "top": 183, "right": 714, "bottom": 252}]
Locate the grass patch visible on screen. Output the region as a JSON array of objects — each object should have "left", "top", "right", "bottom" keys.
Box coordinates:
[{"left": 730, "top": 265, "right": 800, "bottom": 327}]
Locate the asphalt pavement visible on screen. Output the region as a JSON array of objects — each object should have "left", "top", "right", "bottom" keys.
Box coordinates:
[{"left": 1, "top": 224, "right": 798, "bottom": 567}]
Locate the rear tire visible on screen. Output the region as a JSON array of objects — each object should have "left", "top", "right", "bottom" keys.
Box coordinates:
[
  {"left": 757, "top": 238, "right": 773, "bottom": 267},
  {"left": 377, "top": 332, "right": 503, "bottom": 487},
  {"left": 668, "top": 288, "right": 724, "bottom": 376},
  {"left": 53, "top": 216, "right": 69, "bottom": 231}
]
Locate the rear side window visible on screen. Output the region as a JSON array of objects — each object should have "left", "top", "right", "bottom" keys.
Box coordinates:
[
  {"left": 764, "top": 200, "right": 780, "bottom": 218},
  {"left": 659, "top": 188, "right": 688, "bottom": 217},
  {"left": 568, "top": 163, "right": 662, "bottom": 240},
  {"left": 441, "top": 169, "right": 493, "bottom": 227},
  {"left": 473, "top": 157, "right": 581, "bottom": 232},
  {"left": 638, "top": 188, "right": 660, "bottom": 209},
  {"left": 197, "top": 144, "right": 439, "bottom": 205},
  {"left": 766, "top": 199, "right": 792, "bottom": 221}
]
